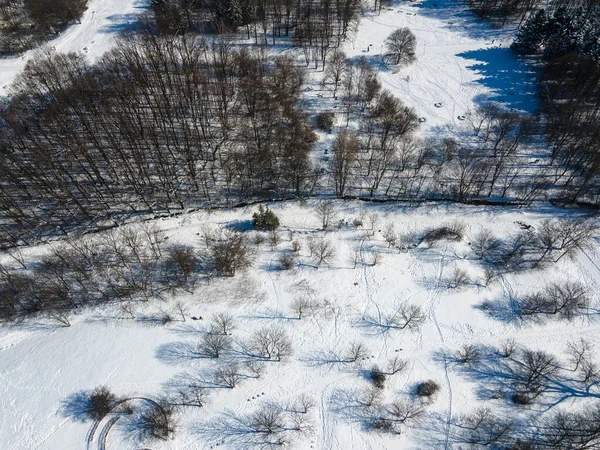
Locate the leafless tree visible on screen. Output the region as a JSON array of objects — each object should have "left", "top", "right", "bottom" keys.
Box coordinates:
[
  {"left": 199, "top": 333, "right": 231, "bottom": 358},
  {"left": 316, "top": 201, "right": 338, "bottom": 229},
  {"left": 291, "top": 297, "right": 313, "bottom": 319},
  {"left": 214, "top": 363, "right": 243, "bottom": 388},
  {"left": 209, "top": 231, "right": 252, "bottom": 277},
  {"left": 446, "top": 267, "right": 471, "bottom": 290},
  {"left": 209, "top": 312, "right": 236, "bottom": 336},
  {"left": 308, "top": 237, "right": 337, "bottom": 267},
  {"left": 384, "top": 28, "right": 417, "bottom": 65},
  {"left": 471, "top": 228, "right": 502, "bottom": 260},
  {"left": 87, "top": 386, "right": 118, "bottom": 421},
  {"left": 386, "top": 356, "right": 408, "bottom": 375},
  {"left": 456, "top": 344, "right": 483, "bottom": 365},
  {"left": 345, "top": 341, "right": 368, "bottom": 362},
  {"left": 251, "top": 327, "right": 293, "bottom": 361}
]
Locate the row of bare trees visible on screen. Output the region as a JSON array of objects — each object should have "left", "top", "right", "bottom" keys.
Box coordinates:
[
  {"left": 0, "top": 32, "right": 316, "bottom": 248},
  {"left": 150, "top": 0, "right": 362, "bottom": 68},
  {"left": 0, "top": 224, "right": 255, "bottom": 324}
]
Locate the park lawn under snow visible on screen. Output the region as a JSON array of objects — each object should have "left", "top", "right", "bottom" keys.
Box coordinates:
[
  {"left": 1, "top": 200, "right": 599, "bottom": 450},
  {"left": 0, "top": 0, "right": 578, "bottom": 449}
]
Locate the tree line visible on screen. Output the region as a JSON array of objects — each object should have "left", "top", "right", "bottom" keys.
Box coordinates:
[
  {"left": 511, "top": 1, "right": 600, "bottom": 206},
  {"left": 0, "top": 32, "right": 316, "bottom": 248},
  {"left": 0, "top": 0, "right": 87, "bottom": 56}
]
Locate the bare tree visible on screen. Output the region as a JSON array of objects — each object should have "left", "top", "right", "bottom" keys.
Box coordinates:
[
  {"left": 456, "top": 344, "right": 482, "bottom": 365},
  {"left": 214, "top": 363, "right": 244, "bottom": 388},
  {"left": 167, "top": 245, "right": 198, "bottom": 284},
  {"left": 384, "top": 28, "right": 417, "bottom": 65},
  {"left": 386, "top": 356, "right": 407, "bottom": 375},
  {"left": 446, "top": 267, "right": 471, "bottom": 290},
  {"left": 251, "top": 327, "right": 293, "bottom": 361},
  {"left": 330, "top": 129, "right": 359, "bottom": 198},
  {"left": 209, "top": 231, "right": 252, "bottom": 277},
  {"left": 316, "top": 201, "right": 338, "bottom": 229},
  {"left": 137, "top": 399, "right": 177, "bottom": 441},
  {"left": 87, "top": 386, "right": 118, "bottom": 421},
  {"left": 344, "top": 341, "right": 368, "bottom": 362},
  {"left": 291, "top": 297, "right": 313, "bottom": 319},
  {"left": 308, "top": 237, "right": 337, "bottom": 267},
  {"left": 199, "top": 333, "right": 231, "bottom": 358},
  {"left": 471, "top": 228, "right": 502, "bottom": 260},
  {"left": 209, "top": 312, "right": 236, "bottom": 336}
]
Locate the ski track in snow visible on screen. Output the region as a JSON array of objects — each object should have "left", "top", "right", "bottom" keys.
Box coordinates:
[{"left": 0, "top": 1, "right": 581, "bottom": 449}]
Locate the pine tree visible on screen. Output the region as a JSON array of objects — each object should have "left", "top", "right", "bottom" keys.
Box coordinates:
[{"left": 512, "top": 9, "right": 548, "bottom": 55}]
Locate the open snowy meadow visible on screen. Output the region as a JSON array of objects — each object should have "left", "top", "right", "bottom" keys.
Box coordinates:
[{"left": 1, "top": 0, "right": 598, "bottom": 449}]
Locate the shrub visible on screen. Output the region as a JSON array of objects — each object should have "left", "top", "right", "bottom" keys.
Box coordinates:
[
  {"left": 416, "top": 380, "right": 440, "bottom": 398},
  {"left": 87, "top": 386, "right": 117, "bottom": 420},
  {"left": 456, "top": 344, "right": 482, "bottom": 365},
  {"left": 167, "top": 246, "right": 198, "bottom": 283},
  {"left": 209, "top": 231, "right": 251, "bottom": 276},
  {"left": 370, "top": 366, "right": 386, "bottom": 389},
  {"left": 277, "top": 253, "right": 296, "bottom": 271},
  {"left": 316, "top": 112, "right": 335, "bottom": 132},
  {"left": 137, "top": 400, "right": 176, "bottom": 440},
  {"left": 423, "top": 222, "right": 465, "bottom": 245},
  {"left": 252, "top": 205, "right": 280, "bottom": 231}
]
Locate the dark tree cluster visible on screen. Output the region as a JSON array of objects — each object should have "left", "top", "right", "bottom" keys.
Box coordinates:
[
  {"left": 150, "top": 0, "right": 362, "bottom": 67},
  {"left": 467, "top": 0, "right": 599, "bottom": 25},
  {"left": 509, "top": 3, "right": 600, "bottom": 206},
  {"left": 0, "top": 32, "right": 316, "bottom": 249},
  {"left": 0, "top": 0, "right": 87, "bottom": 56}
]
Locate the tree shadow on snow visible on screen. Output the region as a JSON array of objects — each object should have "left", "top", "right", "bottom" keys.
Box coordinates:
[
  {"left": 60, "top": 390, "right": 92, "bottom": 423},
  {"left": 458, "top": 48, "right": 539, "bottom": 113},
  {"left": 413, "top": 0, "right": 517, "bottom": 41}
]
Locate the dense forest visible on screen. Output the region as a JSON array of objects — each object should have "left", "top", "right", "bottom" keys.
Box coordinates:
[
  {"left": 0, "top": 0, "right": 598, "bottom": 248},
  {"left": 0, "top": 0, "right": 88, "bottom": 55}
]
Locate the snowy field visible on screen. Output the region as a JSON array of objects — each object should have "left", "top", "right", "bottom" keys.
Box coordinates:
[
  {"left": 1, "top": 200, "right": 599, "bottom": 449},
  {"left": 0, "top": 1, "right": 593, "bottom": 450}
]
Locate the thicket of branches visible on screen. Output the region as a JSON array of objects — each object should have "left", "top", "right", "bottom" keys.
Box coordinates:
[
  {"left": 0, "top": 0, "right": 88, "bottom": 56},
  {"left": 150, "top": 0, "right": 362, "bottom": 68},
  {"left": 0, "top": 32, "right": 316, "bottom": 248}
]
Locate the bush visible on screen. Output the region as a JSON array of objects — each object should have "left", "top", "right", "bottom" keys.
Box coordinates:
[
  {"left": 416, "top": 380, "right": 440, "bottom": 398},
  {"left": 456, "top": 344, "right": 482, "bottom": 365},
  {"left": 277, "top": 253, "right": 296, "bottom": 271},
  {"left": 316, "top": 112, "right": 335, "bottom": 132},
  {"left": 511, "top": 392, "right": 533, "bottom": 405},
  {"left": 423, "top": 222, "right": 464, "bottom": 245},
  {"left": 137, "top": 400, "right": 176, "bottom": 441},
  {"left": 252, "top": 205, "right": 280, "bottom": 231},
  {"left": 87, "top": 386, "right": 117, "bottom": 420},
  {"left": 370, "top": 366, "right": 386, "bottom": 389},
  {"left": 167, "top": 245, "right": 197, "bottom": 283},
  {"left": 209, "top": 231, "right": 252, "bottom": 276}
]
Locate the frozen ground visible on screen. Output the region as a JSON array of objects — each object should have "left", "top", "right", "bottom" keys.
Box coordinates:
[
  {"left": 1, "top": 200, "right": 599, "bottom": 450},
  {"left": 330, "top": 0, "right": 538, "bottom": 134},
  {"left": 0, "top": 1, "right": 578, "bottom": 450}
]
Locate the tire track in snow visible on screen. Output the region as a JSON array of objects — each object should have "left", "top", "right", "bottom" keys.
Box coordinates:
[{"left": 425, "top": 246, "right": 453, "bottom": 450}]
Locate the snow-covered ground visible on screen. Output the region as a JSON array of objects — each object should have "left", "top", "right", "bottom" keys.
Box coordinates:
[
  {"left": 340, "top": 0, "right": 538, "bottom": 130},
  {"left": 1, "top": 200, "right": 599, "bottom": 450},
  {"left": 1, "top": 1, "right": 585, "bottom": 450},
  {"left": 0, "top": 0, "right": 149, "bottom": 96}
]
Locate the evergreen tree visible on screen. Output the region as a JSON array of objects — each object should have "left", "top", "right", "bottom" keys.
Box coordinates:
[{"left": 512, "top": 9, "right": 548, "bottom": 55}]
